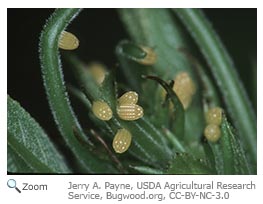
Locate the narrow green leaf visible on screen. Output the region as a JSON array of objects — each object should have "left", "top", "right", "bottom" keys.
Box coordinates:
[
  {"left": 67, "top": 85, "right": 115, "bottom": 136},
  {"left": 208, "top": 115, "right": 252, "bottom": 174},
  {"left": 221, "top": 116, "right": 252, "bottom": 174},
  {"left": 39, "top": 8, "right": 118, "bottom": 173},
  {"left": 129, "top": 166, "right": 164, "bottom": 175},
  {"left": 174, "top": 8, "right": 257, "bottom": 166},
  {"left": 178, "top": 48, "right": 221, "bottom": 107},
  {"left": 116, "top": 40, "right": 151, "bottom": 92},
  {"left": 67, "top": 85, "right": 92, "bottom": 109},
  {"left": 8, "top": 144, "right": 34, "bottom": 173},
  {"left": 202, "top": 141, "right": 216, "bottom": 172},
  {"left": 145, "top": 76, "right": 185, "bottom": 139},
  {"left": 209, "top": 143, "right": 224, "bottom": 175},
  {"left": 117, "top": 119, "right": 172, "bottom": 168},
  {"left": 162, "top": 128, "right": 186, "bottom": 153},
  {"left": 166, "top": 153, "right": 214, "bottom": 175},
  {"left": 7, "top": 96, "right": 71, "bottom": 173}
]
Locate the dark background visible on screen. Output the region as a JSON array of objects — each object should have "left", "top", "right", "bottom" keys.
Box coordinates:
[{"left": 8, "top": 9, "right": 257, "bottom": 140}]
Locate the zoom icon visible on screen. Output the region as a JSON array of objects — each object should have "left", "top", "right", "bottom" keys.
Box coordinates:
[{"left": 7, "top": 179, "right": 21, "bottom": 193}]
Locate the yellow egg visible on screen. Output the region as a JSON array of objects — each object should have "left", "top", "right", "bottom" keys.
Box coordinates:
[
  {"left": 205, "top": 107, "right": 222, "bottom": 125},
  {"left": 118, "top": 91, "right": 138, "bottom": 105},
  {"left": 112, "top": 129, "right": 132, "bottom": 153},
  {"left": 92, "top": 101, "right": 112, "bottom": 121},
  {"left": 204, "top": 124, "right": 221, "bottom": 143},
  {"left": 89, "top": 63, "right": 106, "bottom": 85},
  {"left": 58, "top": 31, "right": 79, "bottom": 50},
  {"left": 117, "top": 104, "right": 143, "bottom": 121},
  {"left": 137, "top": 46, "right": 157, "bottom": 66},
  {"left": 173, "top": 72, "right": 196, "bottom": 109}
]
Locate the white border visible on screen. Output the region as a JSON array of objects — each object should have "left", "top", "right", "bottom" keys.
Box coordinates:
[
  {"left": 1, "top": 6, "right": 7, "bottom": 185},
  {"left": 2, "top": 0, "right": 261, "bottom": 8},
  {"left": 257, "top": 7, "right": 262, "bottom": 174}
]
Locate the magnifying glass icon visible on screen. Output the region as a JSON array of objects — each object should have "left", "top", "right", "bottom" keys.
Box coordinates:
[{"left": 7, "top": 179, "right": 21, "bottom": 193}]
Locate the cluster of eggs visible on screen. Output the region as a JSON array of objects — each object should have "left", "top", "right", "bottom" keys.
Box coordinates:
[
  {"left": 204, "top": 107, "right": 223, "bottom": 143},
  {"left": 58, "top": 31, "right": 146, "bottom": 154},
  {"left": 58, "top": 31, "right": 222, "bottom": 152},
  {"left": 92, "top": 91, "right": 143, "bottom": 154}
]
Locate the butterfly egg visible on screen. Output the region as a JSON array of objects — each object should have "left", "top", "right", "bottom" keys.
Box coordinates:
[
  {"left": 136, "top": 45, "right": 157, "bottom": 66},
  {"left": 173, "top": 71, "right": 196, "bottom": 109},
  {"left": 112, "top": 129, "right": 132, "bottom": 153},
  {"left": 92, "top": 101, "right": 112, "bottom": 121},
  {"left": 205, "top": 107, "right": 223, "bottom": 125},
  {"left": 58, "top": 31, "right": 79, "bottom": 50},
  {"left": 204, "top": 124, "right": 221, "bottom": 143},
  {"left": 118, "top": 91, "right": 138, "bottom": 105},
  {"left": 89, "top": 62, "right": 106, "bottom": 85},
  {"left": 117, "top": 104, "right": 144, "bottom": 121}
]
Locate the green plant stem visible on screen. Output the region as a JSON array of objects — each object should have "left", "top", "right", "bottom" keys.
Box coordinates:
[
  {"left": 39, "top": 9, "right": 117, "bottom": 173},
  {"left": 174, "top": 9, "right": 256, "bottom": 165}
]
